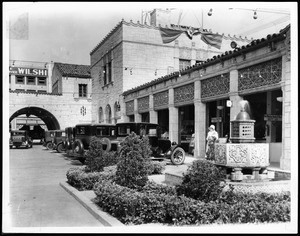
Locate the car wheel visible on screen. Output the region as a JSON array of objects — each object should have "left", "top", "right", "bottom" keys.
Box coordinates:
[
  {"left": 57, "top": 143, "right": 65, "bottom": 153},
  {"left": 170, "top": 147, "right": 185, "bottom": 165},
  {"left": 10, "top": 146, "right": 12, "bottom": 149},
  {"left": 46, "top": 142, "right": 53, "bottom": 150}
]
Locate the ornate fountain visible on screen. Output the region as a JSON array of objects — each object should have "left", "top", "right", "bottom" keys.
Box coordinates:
[{"left": 214, "top": 100, "right": 272, "bottom": 182}]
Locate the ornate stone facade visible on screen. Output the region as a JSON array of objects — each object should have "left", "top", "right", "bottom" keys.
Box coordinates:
[
  {"left": 174, "top": 83, "right": 194, "bottom": 104},
  {"left": 238, "top": 57, "right": 282, "bottom": 91},
  {"left": 137, "top": 96, "right": 149, "bottom": 112},
  {"left": 153, "top": 90, "right": 169, "bottom": 109},
  {"left": 125, "top": 100, "right": 134, "bottom": 115},
  {"left": 201, "top": 73, "right": 230, "bottom": 99}
]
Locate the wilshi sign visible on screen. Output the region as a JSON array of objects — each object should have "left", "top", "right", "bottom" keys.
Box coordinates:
[{"left": 9, "top": 67, "right": 48, "bottom": 76}]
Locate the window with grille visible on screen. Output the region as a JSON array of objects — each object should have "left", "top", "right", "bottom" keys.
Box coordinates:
[
  {"left": 16, "top": 76, "right": 25, "bottom": 84},
  {"left": 79, "top": 84, "right": 87, "bottom": 98},
  {"left": 27, "top": 76, "right": 36, "bottom": 85},
  {"left": 179, "top": 59, "right": 191, "bottom": 70},
  {"left": 103, "top": 66, "right": 107, "bottom": 85},
  {"left": 107, "top": 62, "right": 112, "bottom": 83},
  {"left": 38, "top": 77, "right": 46, "bottom": 85}
]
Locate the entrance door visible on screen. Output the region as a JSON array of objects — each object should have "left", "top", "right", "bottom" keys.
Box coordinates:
[{"left": 179, "top": 105, "right": 194, "bottom": 152}]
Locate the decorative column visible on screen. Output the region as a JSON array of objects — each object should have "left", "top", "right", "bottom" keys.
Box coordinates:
[
  {"left": 280, "top": 53, "right": 291, "bottom": 171},
  {"left": 134, "top": 98, "right": 141, "bottom": 122},
  {"left": 194, "top": 80, "right": 206, "bottom": 158},
  {"left": 229, "top": 68, "right": 243, "bottom": 138},
  {"left": 149, "top": 94, "right": 158, "bottom": 124},
  {"left": 168, "top": 87, "right": 179, "bottom": 143},
  {"left": 119, "top": 96, "right": 129, "bottom": 122}
]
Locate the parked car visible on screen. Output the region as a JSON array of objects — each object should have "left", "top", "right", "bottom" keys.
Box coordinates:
[
  {"left": 64, "top": 126, "right": 76, "bottom": 156},
  {"left": 113, "top": 122, "right": 186, "bottom": 165},
  {"left": 72, "top": 123, "right": 116, "bottom": 163},
  {"left": 43, "top": 130, "right": 56, "bottom": 150},
  {"left": 10, "top": 130, "right": 33, "bottom": 149},
  {"left": 52, "top": 130, "right": 66, "bottom": 153}
]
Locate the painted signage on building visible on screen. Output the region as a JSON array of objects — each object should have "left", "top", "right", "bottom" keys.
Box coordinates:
[
  {"left": 9, "top": 67, "right": 48, "bottom": 76},
  {"left": 211, "top": 117, "right": 222, "bottom": 123}
]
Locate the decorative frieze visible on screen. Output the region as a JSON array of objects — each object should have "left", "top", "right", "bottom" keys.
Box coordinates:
[
  {"left": 153, "top": 90, "right": 169, "bottom": 108},
  {"left": 125, "top": 100, "right": 134, "bottom": 115},
  {"left": 138, "top": 96, "right": 149, "bottom": 112},
  {"left": 238, "top": 57, "right": 282, "bottom": 91},
  {"left": 174, "top": 83, "right": 194, "bottom": 104},
  {"left": 215, "top": 143, "right": 269, "bottom": 167},
  {"left": 201, "top": 73, "right": 230, "bottom": 98}
]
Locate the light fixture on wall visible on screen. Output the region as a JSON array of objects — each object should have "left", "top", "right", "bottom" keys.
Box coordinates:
[
  {"left": 217, "top": 105, "right": 224, "bottom": 110},
  {"left": 208, "top": 9, "right": 213, "bottom": 16},
  {"left": 253, "top": 11, "right": 258, "bottom": 19},
  {"left": 276, "top": 97, "right": 283, "bottom": 102}
]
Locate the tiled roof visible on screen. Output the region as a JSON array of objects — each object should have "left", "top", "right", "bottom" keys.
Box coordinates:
[
  {"left": 54, "top": 62, "right": 91, "bottom": 78},
  {"left": 90, "top": 20, "right": 253, "bottom": 55},
  {"left": 122, "top": 24, "right": 290, "bottom": 96}
]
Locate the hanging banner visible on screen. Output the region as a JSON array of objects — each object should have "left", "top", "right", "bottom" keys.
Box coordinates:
[{"left": 159, "top": 26, "right": 222, "bottom": 49}]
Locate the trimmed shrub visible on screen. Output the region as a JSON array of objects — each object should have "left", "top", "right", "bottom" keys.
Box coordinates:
[
  {"left": 176, "top": 160, "right": 227, "bottom": 202},
  {"left": 144, "top": 160, "right": 166, "bottom": 175},
  {"left": 85, "top": 136, "right": 119, "bottom": 172},
  {"left": 93, "top": 180, "right": 290, "bottom": 225},
  {"left": 141, "top": 180, "right": 177, "bottom": 195},
  {"left": 66, "top": 166, "right": 116, "bottom": 191},
  {"left": 115, "top": 133, "right": 151, "bottom": 189}
]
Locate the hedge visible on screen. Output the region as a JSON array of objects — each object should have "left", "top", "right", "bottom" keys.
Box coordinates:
[{"left": 93, "top": 180, "right": 291, "bottom": 225}]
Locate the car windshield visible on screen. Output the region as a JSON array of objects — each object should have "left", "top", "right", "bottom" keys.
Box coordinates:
[
  {"left": 96, "top": 127, "right": 115, "bottom": 136},
  {"left": 76, "top": 126, "right": 88, "bottom": 135},
  {"left": 12, "top": 131, "right": 24, "bottom": 136},
  {"left": 117, "top": 123, "right": 159, "bottom": 137}
]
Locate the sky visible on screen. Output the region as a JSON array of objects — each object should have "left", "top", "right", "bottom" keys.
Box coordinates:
[{"left": 3, "top": 1, "right": 296, "bottom": 66}]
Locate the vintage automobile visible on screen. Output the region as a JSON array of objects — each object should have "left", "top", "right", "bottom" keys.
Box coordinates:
[
  {"left": 52, "top": 130, "right": 66, "bottom": 153},
  {"left": 10, "top": 130, "right": 33, "bottom": 149},
  {"left": 64, "top": 126, "right": 76, "bottom": 156},
  {"left": 113, "top": 122, "right": 186, "bottom": 165},
  {"left": 72, "top": 123, "right": 116, "bottom": 163},
  {"left": 42, "top": 130, "right": 56, "bottom": 150}
]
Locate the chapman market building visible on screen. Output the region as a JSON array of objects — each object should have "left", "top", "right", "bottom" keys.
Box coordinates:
[{"left": 121, "top": 24, "right": 291, "bottom": 171}]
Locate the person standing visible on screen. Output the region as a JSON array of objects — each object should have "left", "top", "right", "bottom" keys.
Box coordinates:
[{"left": 205, "top": 125, "right": 219, "bottom": 161}]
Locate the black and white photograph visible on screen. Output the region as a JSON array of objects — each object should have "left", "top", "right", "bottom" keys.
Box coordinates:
[{"left": 2, "top": 1, "right": 298, "bottom": 234}]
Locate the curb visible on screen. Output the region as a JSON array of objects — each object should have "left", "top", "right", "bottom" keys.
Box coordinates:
[{"left": 59, "top": 182, "right": 124, "bottom": 226}]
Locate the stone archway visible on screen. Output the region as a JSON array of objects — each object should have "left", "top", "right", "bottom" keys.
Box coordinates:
[
  {"left": 99, "top": 107, "right": 103, "bottom": 123},
  {"left": 9, "top": 106, "right": 60, "bottom": 130},
  {"left": 114, "top": 101, "right": 121, "bottom": 123},
  {"left": 105, "top": 104, "right": 112, "bottom": 124}
]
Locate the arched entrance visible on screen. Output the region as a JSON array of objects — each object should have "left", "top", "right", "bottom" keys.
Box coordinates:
[
  {"left": 10, "top": 106, "right": 60, "bottom": 131},
  {"left": 105, "top": 104, "right": 112, "bottom": 124},
  {"left": 99, "top": 107, "right": 103, "bottom": 123}
]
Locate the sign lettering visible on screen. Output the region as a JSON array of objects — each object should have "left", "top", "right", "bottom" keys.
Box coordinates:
[
  {"left": 211, "top": 117, "right": 222, "bottom": 123},
  {"left": 9, "top": 67, "right": 48, "bottom": 76}
]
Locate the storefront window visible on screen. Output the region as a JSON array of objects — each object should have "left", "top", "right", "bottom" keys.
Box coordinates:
[
  {"left": 16, "top": 76, "right": 25, "bottom": 84},
  {"left": 38, "top": 77, "right": 46, "bottom": 85},
  {"left": 27, "top": 76, "right": 36, "bottom": 85}
]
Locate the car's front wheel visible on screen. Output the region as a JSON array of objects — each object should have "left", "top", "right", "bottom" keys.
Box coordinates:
[
  {"left": 56, "top": 143, "right": 65, "bottom": 153},
  {"left": 46, "top": 142, "right": 53, "bottom": 150},
  {"left": 170, "top": 147, "right": 185, "bottom": 165}
]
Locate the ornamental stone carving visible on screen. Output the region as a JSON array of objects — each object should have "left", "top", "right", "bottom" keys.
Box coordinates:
[
  {"left": 201, "top": 74, "right": 230, "bottom": 98},
  {"left": 154, "top": 90, "right": 169, "bottom": 108},
  {"left": 214, "top": 143, "right": 269, "bottom": 168},
  {"left": 138, "top": 96, "right": 149, "bottom": 112},
  {"left": 125, "top": 100, "right": 134, "bottom": 115},
  {"left": 238, "top": 57, "right": 282, "bottom": 91},
  {"left": 174, "top": 83, "right": 194, "bottom": 104}
]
